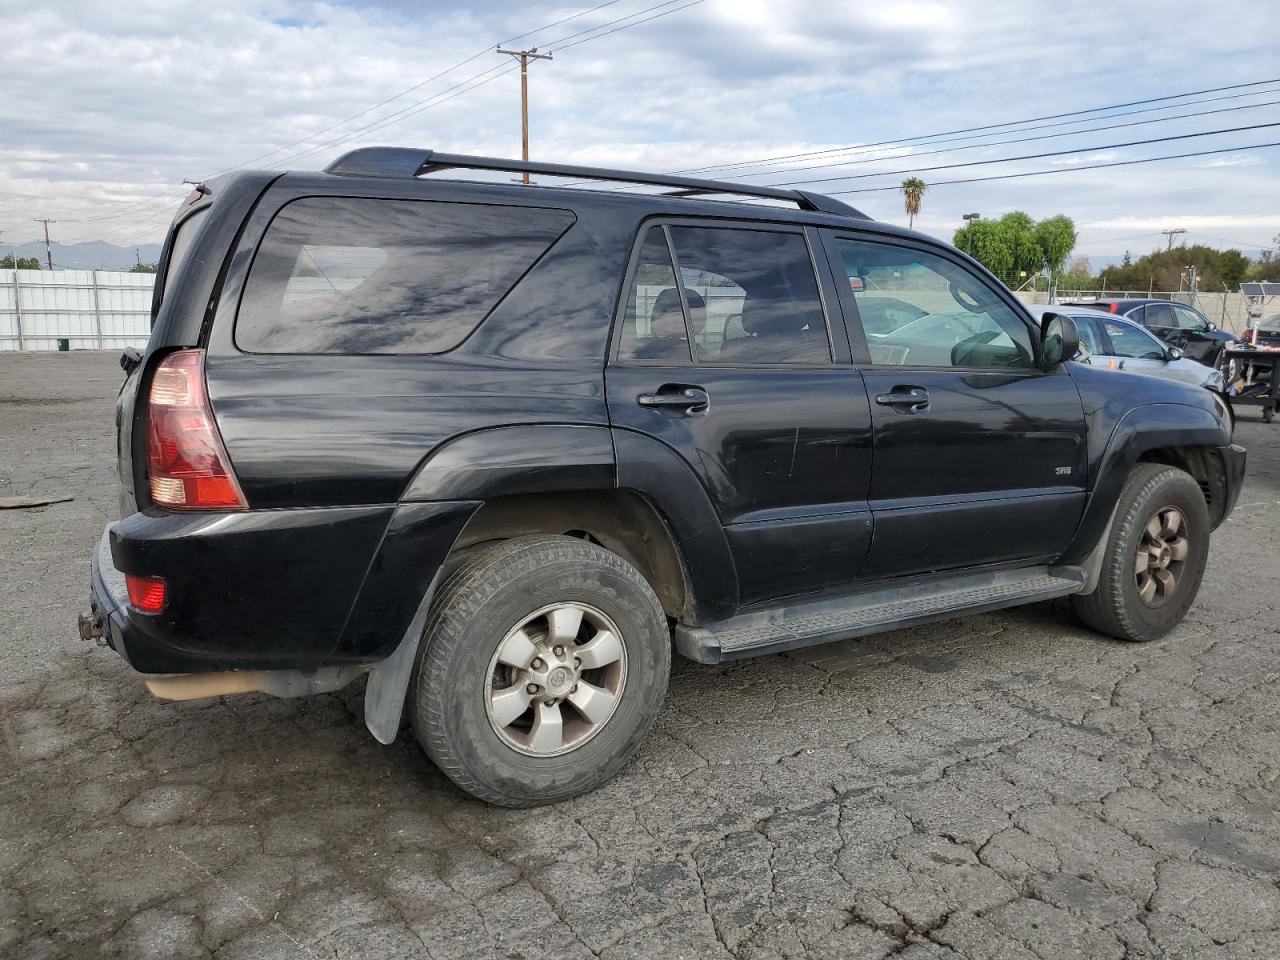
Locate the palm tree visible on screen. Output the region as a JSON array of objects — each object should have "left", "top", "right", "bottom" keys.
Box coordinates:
[{"left": 901, "top": 177, "right": 927, "bottom": 229}]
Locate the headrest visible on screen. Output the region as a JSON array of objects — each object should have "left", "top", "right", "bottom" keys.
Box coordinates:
[{"left": 740, "top": 297, "right": 808, "bottom": 337}]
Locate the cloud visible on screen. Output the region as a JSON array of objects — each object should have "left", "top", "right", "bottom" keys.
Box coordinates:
[{"left": 0, "top": 0, "right": 1276, "bottom": 261}]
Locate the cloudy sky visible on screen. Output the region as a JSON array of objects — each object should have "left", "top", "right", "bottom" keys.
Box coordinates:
[{"left": 2, "top": 0, "right": 1278, "bottom": 265}]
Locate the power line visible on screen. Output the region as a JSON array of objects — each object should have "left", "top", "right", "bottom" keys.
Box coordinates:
[
  {"left": 57, "top": 0, "right": 632, "bottom": 226},
  {"left": 59, "top": 0, "right": 707, "bottom": 242},
  {"left": 229, "top": 0, "right": 624, "bottom": 172},
  {"left": 817, "top": 140, "right": 1280, "bottom": 196},
  {"left": 721, "top": 87, "right": 1280, "bottom": 178},
  {"left": 675, "top": 77, "right": 1280, "bottom": 176},
  {"left": 734, "top": 97, "right": 1280, "bottom": 178},
  {"left": 270, "top": 0, "right": 704, "bottom": 169},
  {"left": 765, "top": 121, "right": 1280, "bottom": 187}
]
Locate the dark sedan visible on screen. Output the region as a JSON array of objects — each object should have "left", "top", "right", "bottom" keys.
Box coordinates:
[{"left": 1061, "top": 298, "right": 1234, "bottom": 368}]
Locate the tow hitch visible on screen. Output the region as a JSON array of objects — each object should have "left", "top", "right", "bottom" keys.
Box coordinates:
[{"left": 78, "top": 607, "right": 106, "bottom": 645}]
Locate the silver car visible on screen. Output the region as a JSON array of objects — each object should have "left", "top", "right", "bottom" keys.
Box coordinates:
[{"left": 1027, "top": 305, "right": 1225, "bottom": 392}]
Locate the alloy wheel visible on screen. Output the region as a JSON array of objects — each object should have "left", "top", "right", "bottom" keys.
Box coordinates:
[
  {"left": 1134, "top": 505, "right": 1189, "bottom": 607},
  {"left": 484, "top": 602, "right": 627, "bottom": 757}
]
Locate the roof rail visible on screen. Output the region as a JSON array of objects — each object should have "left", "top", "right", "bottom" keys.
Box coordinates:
[{"left": 323, "top": 147, "right": 870, "bottom": 219}]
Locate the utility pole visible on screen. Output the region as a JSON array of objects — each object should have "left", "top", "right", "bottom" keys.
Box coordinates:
[
  {"left": 496, "top": 47, "right": 553, "bottom": 184},
  {"left": 34, "top": 218, "right": 57, "bottom": 270},
  {"left": 1162, "top": 227, "right": 1186, "bottom": 251}
]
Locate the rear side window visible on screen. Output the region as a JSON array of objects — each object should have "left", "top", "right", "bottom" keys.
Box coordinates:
[
  {"left": 1142, "top": 302, "right": 1175, "bottom": 327},
  {"left": 236, "top": 197, "right": 573, "bottom": 354}
]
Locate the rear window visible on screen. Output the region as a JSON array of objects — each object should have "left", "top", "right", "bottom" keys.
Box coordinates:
[
  {"left": 236, "top": 197, "right": 573, "bottom": 354},
  {"left": 160, "top": 207, "right": 210, "bottom": 302}
]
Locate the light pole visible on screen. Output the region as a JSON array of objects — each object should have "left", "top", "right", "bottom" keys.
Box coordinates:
[{"left": 962, "top": 212, "right": 980, "bottom": 256}]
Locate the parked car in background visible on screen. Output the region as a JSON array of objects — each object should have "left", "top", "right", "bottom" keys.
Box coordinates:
[
  {"left": 1026, "top": 306, "right": 1225, "bottom": 393},
  {"left": 1061, "top": 298, "right": 1234, "bottom": 369}
]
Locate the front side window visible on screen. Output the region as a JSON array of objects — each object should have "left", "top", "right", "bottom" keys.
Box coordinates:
[
  {"left": 1073, "top": 316, "right": 1104, "bottom": 356},
  {"left": 1172, "top": 304, "right": 1209, "bottom": 332},
  {"left": 237, "top": 197, "right": 573, "bottom": 354},
  {"left": 1102, "top": 319, "right": 1165, "bottom": 360},
  {"left": 835, "top": 239, "right": 1035, "bottom": 368}
]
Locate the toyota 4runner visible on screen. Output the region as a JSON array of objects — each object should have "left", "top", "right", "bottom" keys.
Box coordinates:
[{"left": 81, "top": 148, "right": 1246, "bottom": 806}]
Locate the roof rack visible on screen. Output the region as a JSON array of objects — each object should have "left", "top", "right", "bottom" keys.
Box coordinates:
[{"left": 323, "top": 147, "right": 870, "bottom": 219}]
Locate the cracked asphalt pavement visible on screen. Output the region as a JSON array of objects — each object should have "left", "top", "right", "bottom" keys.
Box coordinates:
[{"left": 2, "top": 351, "right": 1279, "bottom": 960}]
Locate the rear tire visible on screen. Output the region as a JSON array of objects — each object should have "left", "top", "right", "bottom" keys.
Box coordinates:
[
  {"left": 409, "top": 535, "right": 670, "bottom": 807},
  {"left": 1071, "top": 463, "right": 1209, "bottom": 643}
]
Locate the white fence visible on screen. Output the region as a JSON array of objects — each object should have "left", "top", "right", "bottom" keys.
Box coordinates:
[{"left": 0, "top": 269, "right": 155, "bottom": 351}]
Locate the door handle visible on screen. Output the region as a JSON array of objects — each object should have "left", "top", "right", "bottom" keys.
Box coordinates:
[
  {"left": 874, "top": 387, "right": 930, "bottom": 411},
  {"left": 637, "top": 385, "right": 709, "bottom": 412}
]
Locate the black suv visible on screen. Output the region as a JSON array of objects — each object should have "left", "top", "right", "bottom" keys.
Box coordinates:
[
  {"left": 1061, "top": 298, "right": 1234, "bottom": 368},
  {"left": 82, "top": 149, "right": 1246, "bottom": 806}
]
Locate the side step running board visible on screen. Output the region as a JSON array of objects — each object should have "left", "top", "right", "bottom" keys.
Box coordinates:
[{"left": 674, "top": 566, "right": 1086, "bottom": 664}]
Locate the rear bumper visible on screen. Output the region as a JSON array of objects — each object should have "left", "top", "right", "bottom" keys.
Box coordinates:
[
  {"left": 89, "top": 500, "right": 477, "bottom": 674},
  {"left": 89, "top": 529, "right": 133, "bottom": 664}
]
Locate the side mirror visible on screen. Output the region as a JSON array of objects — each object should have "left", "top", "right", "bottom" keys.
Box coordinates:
[
  {"left": 1166, "top": 346, "right": 1184, "bottom": 361},
  {"left": 1040, "top": 312, "right": 1080, "bottom": 367}
]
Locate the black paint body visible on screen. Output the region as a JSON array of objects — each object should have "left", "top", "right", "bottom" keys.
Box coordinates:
[{"left": 96, "top": 165, "right": 1242, "bottom": 674}]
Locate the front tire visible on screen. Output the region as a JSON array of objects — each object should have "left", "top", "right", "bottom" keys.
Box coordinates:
[
  {"left": 1071, "top": 463, "right": 1210, "bottom": 642},
  {"left": 409, "top": 535, "right": 670, "bottom": 807}
]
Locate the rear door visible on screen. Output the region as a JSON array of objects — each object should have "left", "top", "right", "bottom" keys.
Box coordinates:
[
  {"left": 606, "top": 220, "right": 874, "bottom": 607},
  {"left": 822, "top": 231, "right": 1087, "bottom": 579},
  {"left": 1136, "top": 301, "right": 1181, "bottom": 348}
]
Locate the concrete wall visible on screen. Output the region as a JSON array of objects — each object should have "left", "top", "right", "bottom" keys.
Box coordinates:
[{"left": 0, "top": 269, "right": 154, "bottom": 351}]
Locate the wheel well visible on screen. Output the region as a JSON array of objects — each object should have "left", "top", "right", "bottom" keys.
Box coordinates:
[
  {"left": 1137, "top": 445, "right": 1228, "bottom": 527},
  {"left": 452, "top": 491, "right": 691, "bottom": 619}
]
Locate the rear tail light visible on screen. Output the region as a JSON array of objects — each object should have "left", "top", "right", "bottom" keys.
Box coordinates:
[
  {"left": 146, "top": 349, "right": 247, "bottom": 510},
  {"left": 1108, "top": 303, "right": 1119, "bottom": 313},
  {"left": 125, "top": 574, "right": 167, "bottom": 613}
]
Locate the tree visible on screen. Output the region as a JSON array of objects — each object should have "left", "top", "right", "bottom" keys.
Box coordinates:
[
  {"left": 999, "top": 211, "right": 1042, "bottom": 276},
  {"left": 129, "top": 262, "right": 158, "bottom": 273},
  {"left": 953, "top": 212, "right": 1077, "bottom": 283},
  {"left": 1034, "top": 215, "right": 1077, "bottom": 275},
  {"left": 900, "top": 178, "right": 927, "bottom": 229},
  {"left": 953, "top": 219, "right": 1014, "bottom": 276},
  {"left": 1099, "top": 244, "right": 1254, "bottom": 292},
  {"left": 0, "top": 255, "right": 40, "bottom": 269}
]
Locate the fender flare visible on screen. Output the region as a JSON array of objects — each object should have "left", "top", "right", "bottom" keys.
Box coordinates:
[
  {"left": 402, "top": 423, "right": 615, "bottom": 502},
  {"left": 1061, "top": 402, "right": 1228, "bottom": 567},
  {"left": 363, "top": 423, "right": 740, "bottom": 742}
]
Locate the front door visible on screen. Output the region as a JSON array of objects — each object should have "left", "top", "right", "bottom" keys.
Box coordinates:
[
  {"left": 606, "top": 221, "right": 874, "bottom": 607},
  {"left": 822, "top": 232, "right": 1088, "bottom": 579}
]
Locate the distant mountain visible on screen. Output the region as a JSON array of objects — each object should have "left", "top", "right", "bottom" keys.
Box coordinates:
[{"left": 4, "top": 240, "right": 164, "bottom": 272}]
